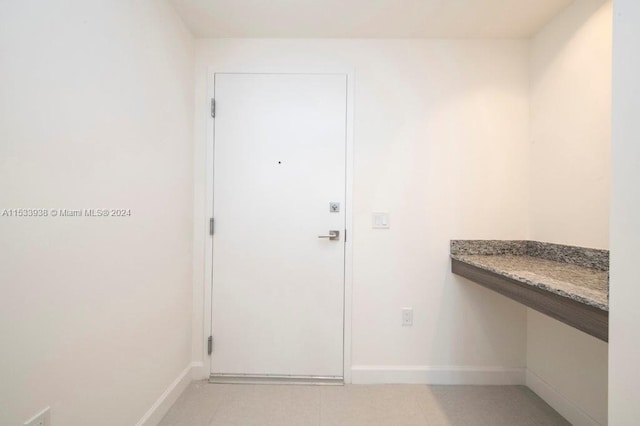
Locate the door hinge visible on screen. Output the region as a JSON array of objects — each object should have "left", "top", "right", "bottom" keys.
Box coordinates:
[
  {"left": 344, "top": 229, "right": 347, "bottom": 243},
  {"left": 207, "top": 336, "right": 213, "bottom": 355},
  {"left": 211, "top": 98, "right": 216, "bottom": 118},
  {"left": 209, "top": 218, "right": 214, "bottom": 235}
]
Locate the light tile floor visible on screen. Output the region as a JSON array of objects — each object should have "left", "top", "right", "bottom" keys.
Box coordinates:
[{"left": 159, "top": 382, "right": 570, "bottom": 426}]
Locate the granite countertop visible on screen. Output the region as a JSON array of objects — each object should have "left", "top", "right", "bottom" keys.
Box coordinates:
[{"left": 450, "top": 240, "right": 609, "bottom": 312}]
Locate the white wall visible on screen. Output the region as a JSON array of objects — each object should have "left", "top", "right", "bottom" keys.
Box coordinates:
[
  {"left": 609, "top": 0, "right": 640, "bottom": 424},
  {"left": 192, "top": 39, "right": 530, "bottom": 381},
  {"left": 0, "top": 1, "right": 194, "bottom": 425},
  {"left": 527, "top": 311, "right": 608, "bottom": 425},
  {"left": 527, "top": 1, "right": 611, "bottom": 425},
  {"left": 530, "top": 0, "right": 612, "bottom": 249}
]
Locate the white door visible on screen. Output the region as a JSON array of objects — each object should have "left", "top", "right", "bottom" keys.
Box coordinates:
[{"left": 211, "top": 73, "right": 347, "bottom": 379}]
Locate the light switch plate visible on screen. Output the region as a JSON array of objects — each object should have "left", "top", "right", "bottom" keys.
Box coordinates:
[{"left": 372, "top": 212, "right": 390, "bottom": 229}]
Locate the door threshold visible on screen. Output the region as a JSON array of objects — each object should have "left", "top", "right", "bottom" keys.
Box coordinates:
[{"left": 209, "top": 374, "right": 344, "bottom": 386}]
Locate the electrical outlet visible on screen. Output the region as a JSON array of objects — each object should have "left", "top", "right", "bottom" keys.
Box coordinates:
[
  {"left": 24, "top": 407, "right": 50, "bottom": 426},
  {"left": 401, "top": 307, "right": 413, "bottom": 326}
]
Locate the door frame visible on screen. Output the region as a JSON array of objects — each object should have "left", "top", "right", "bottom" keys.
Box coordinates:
[{"left": 202, "top": 67, "right": 355, "bottom": 383}]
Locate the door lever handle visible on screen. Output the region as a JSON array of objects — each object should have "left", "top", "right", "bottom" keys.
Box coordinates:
[{"left": 318, "top": 230, "right": 340, "bottom": 241}]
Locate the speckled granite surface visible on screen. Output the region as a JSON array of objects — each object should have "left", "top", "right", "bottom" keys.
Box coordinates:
[
  {"left": 450, "top": 240, "right": 609, "bottom": 311},
  {"left": 526, "top": 241, "right": 608, "bottom": 271},
  {"left": 450, "top": 240, "right": 528, "bottom": 256}
]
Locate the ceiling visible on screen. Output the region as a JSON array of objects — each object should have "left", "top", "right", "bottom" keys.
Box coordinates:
[{"left": 169, "top": 0, "right": 573, "bottom": 39}]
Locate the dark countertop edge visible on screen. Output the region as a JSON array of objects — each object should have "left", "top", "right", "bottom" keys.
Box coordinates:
[{"left": 450, "top": 254, "right": 608, "bottom": 312}]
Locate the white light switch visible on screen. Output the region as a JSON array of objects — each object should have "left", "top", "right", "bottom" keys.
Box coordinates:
[{"left": 372, "top": 212, "right": 390, "bottom": 229}]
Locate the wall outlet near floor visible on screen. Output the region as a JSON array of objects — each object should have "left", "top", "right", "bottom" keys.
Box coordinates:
[
  {"left": 24, "top": 407, "right": 50, "bottom": 426},
  {"left": 401, "top": 307, "right": 413, "bottom": 326}
]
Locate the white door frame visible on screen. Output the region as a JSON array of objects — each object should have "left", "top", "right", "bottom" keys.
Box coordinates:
[{"left": 202, "top": 67, "right": 355, "bottom": 383}]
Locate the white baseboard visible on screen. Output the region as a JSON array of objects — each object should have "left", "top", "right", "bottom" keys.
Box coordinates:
[
  {"left": 135, "top": 364, "right": 193, "bottom": 426},
  {"left": 526, "top": 369, "right": 602, "bottom": 426},
  {"left": 190, "top": 361, "right": 208, "bottom": 380},
  {"left": 351, "top": 365, "right": 526, "bottom": 385}
]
